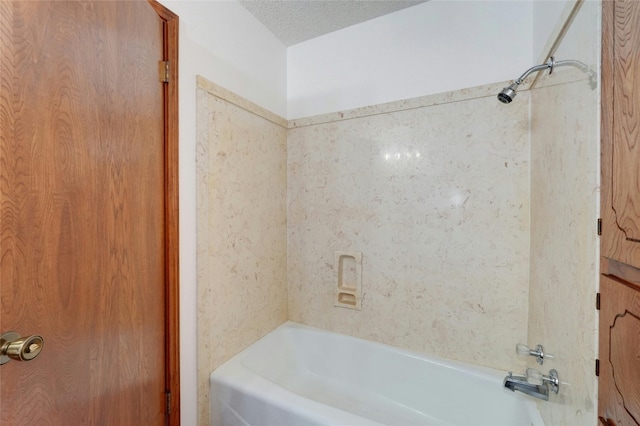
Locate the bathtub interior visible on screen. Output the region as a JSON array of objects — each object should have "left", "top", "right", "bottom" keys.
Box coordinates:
[{"left": 212, "top": 322, "right": 544, "bottom": 426}]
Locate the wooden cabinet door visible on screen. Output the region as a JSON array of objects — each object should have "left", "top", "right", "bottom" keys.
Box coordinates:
[
  {"left": 598, "top": 275, "right": 640, "bottom": 425},
  {"left": 601, "top": 0, "right": 640, "bottom": 268},
  {"left": 601, "top": 2, "right": 640, "bottom": 423},
  {"left": 0, "top": 1, "right": 179, "bottom": 424}
]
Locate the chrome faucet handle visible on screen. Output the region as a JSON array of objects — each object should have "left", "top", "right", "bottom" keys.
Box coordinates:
[
  {"left": 525, "top": 367, "right": 544, "bottom": 385},
  {"left": 526, "top": 368, "right": 560, "bottom": 394},
  {"left": 516, "top": 343, "right": 548, "bottom": 364}
]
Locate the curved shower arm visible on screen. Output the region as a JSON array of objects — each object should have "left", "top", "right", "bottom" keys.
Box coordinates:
[
  {"left": 514, "top": 58, "right": 556, "bottom": 85},
  {"left": 553, "top": 59, "right": 589, "bottom": 73},
  {"left": 515, "top": 57, "right": 591, "bottom": 85},
  {"left": 498, "top": 56, "right": 596, "bottom": 104},
  {"left": 555, "top": 59, "right": 596, "bottom": 89}
]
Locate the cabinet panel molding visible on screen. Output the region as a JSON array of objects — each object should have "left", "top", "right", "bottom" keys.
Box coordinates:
[
  {"left": 598, "top": 275, "right": 640, "bottom": 425},
  {"left": 601, "top": 0, "right": 640, "bottom": 267}
]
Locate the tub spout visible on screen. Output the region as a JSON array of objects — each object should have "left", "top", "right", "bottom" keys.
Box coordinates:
[{"left": 503, "top": 372, "right": 549, "bottom": 401}]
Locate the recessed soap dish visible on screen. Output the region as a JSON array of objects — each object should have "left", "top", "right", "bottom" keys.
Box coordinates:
[{"left": 334, "top": 251, "right": 362, "bottom": 310}]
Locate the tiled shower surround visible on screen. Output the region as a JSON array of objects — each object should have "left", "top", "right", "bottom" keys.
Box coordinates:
[
  {"left": 528, "top": 76, "right": 598, "bottom": 425},
  {"left": 196, "top": 77, "right": 288, "bottom": 426},
  {"left": 196, "top": 77, "right": 532, "bottom": 424},
  {"left": 527, "top": 2, "right": 600, "bottom": 424},
  {"left": 287, "top": 86, "right": 530, "bottom": 371}
]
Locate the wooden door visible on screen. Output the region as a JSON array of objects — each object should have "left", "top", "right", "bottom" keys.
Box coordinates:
[
  {"left": 598, "top": 275, "right": 640, "bottom": 425},
  {"left": 0, "top": 1, "right": 179, "bottom": 424}
]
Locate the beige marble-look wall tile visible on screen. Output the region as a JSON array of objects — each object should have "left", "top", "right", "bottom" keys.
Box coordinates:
[
  {"left": 288, "top": 81, "right": 511, "bottom": 129},
  {"left": 196, "top": 78, "right": 288, "bottom": 426},
  {"left": 287, "top": 91, "right": 531, "bottom": 372},
  {"left": 528, "top": 2, "right": 600, "bottom": 425},
  {"left": 529, "top": 78, "right": 599, "bottom": 426}
]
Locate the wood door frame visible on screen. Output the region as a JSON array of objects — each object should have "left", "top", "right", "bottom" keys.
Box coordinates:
[{"left": 148, "top": 1, "right": 180, "bottom": 424}]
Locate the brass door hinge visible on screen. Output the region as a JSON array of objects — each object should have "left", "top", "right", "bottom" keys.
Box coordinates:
[
  {"left": 159, "top": 61, "right": 170, "bottom": 83},
  {"left": 597, "top": 218, "right": 602, "bottom": 236},
  {"left": 595, "top": 359, "right": 600, "bottom": 377},
  {"left": 596, "top": 292, "right": 601, "bottom": 310}
]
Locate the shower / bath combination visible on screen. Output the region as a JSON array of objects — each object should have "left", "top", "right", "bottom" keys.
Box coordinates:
[{"left": 497, "top": 56, "right": 596, "bottom": 104}]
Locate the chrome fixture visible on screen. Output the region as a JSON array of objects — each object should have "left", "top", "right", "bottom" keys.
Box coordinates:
[
  {"left": 526, "top": 368, "right": 560, "bottom": 394},
  {"left": 497, "top": 56, "right": 597, "bottom": 104},
  {"left": 503, "top": 369, "right": 559, "bottom": 401},
  {"left": 503, "top": 372, "right": 549, "bottom": 400},
  {"left": 497, "top": 57, "right": 556, "bottom": 104},
  {"left": 516, "top": 343, "right": 546, "bottom": 365}
]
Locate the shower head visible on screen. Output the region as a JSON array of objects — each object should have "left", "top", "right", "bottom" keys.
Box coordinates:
[
  {"left": 497, "top": 57, "right": 556, "bottom": 104},
  {"left": 496, "top": 57, "right": 595, "bottom": 104},
  {"left": 497, "top": 83, "right": 519, "bottom": 104}
]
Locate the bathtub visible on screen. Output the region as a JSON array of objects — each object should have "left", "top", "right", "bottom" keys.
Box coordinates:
[{"left": 210, "top": 322, "right": 544, "bottom": 426}]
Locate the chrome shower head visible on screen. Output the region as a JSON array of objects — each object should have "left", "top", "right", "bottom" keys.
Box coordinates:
[
  {"left": 497, "top": 57, "right": 556, "bottom": 104},
  {"left": 497, "top": 57, "right": 595, "bottom": 104},
  {"left": 497, "top": 83, "right": 519, "bottom": 104}
]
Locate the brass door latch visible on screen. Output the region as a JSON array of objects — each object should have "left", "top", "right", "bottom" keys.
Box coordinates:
[{"left": 0, "top": 332, "right": 44, "bottom": 365}]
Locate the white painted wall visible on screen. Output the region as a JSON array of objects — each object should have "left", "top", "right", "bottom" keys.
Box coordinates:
[
  {"left": 532, "top": 0, "right": 574, "bottom": 62},
  {"left": 287, "top": 0, "right": 533, "bottom": 119},
  {"left": 163, "top": 0, "right": 287, "bottom": 117},
  {"left": 157, "top": 1, "right": 286, "bottom": 425}
]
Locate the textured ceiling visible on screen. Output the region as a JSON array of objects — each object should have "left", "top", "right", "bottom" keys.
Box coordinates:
[{"left": 239, "top": 0, "right": 428, "bottom": 46}]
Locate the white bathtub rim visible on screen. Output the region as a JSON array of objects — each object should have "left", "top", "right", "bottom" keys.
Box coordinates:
[
  {"left": 210, "top": 321, "right": 544, "bottom": 426},
  {"left": 212, "top": 366, "right": 392, "bottom": 426}
]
